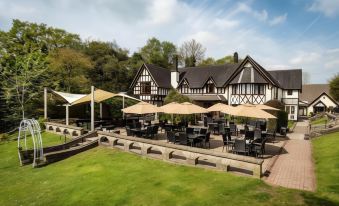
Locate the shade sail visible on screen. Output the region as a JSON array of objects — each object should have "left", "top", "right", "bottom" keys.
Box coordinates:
[
  {"left": 207, "top": 103, "right": 234, "bottom": 112},
  {"left": 71, "top": 89, "right": 118, "bottom": 105},
  {"left": 160, "top": 102, "right": 208, "bottom": 114},
  {"left": 121, "top": 102, "right": 161, "bottom": 114},
  {"left": 117, "top": 92, "right": 141, "bottom": 102},
  {"left": 255, "top": 104, "right": 280, "bottom": 111},
  {"left": 51, "top": 90, "right": 87, "bottom": 104},
  {"left": 226, "top": 104, "right": 276, "bottom": 119}
]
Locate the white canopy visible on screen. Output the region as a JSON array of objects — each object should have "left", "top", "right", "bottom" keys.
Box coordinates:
[{"left": 51, "top": 90, "right": 86, "bottom": 104}]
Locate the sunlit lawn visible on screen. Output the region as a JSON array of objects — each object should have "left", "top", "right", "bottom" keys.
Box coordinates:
[
  {"left": 310, "top": 116, "right": 328, "bottom": 126},
  {"left": 0, "top": 131, "right": 338, "bottom": 205}
]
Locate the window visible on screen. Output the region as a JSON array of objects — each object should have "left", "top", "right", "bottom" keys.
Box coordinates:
[
  {"left": 232, "top": 85, "right": 238, "bottom": 94},
  {"left": 291, "top": 106, "right": 295, "bottom": 114},
  {"left": 207, "top": 83, "right": 215, "bottom": 93},
  {"left": 141, "top": 82, "right": 151, "bottom": 94},
  {"left": 182, "top": 83, "right": 189, "bottom": 93},
  {"left": 241, "top": 84, "right": 246, "bottom": 94},
  {"left": 287, "top": 90, "right": 293, "bottom": 95},
  {"left": 259, "top": 85, "right": 265, "bottom": 95}
]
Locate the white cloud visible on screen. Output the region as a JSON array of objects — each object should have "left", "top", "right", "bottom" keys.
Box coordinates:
[
  {"left": 269, "top": 13, "right": 287, "bottom": 26},
  {"left": 308, "top": 0, "right": 339, "bottom": 17},
  {"left": 289, "top": 52, "right": 321, "bottom": 65},
  {"left": 0, "top": 0, "right": 336, "bottom": 83}
]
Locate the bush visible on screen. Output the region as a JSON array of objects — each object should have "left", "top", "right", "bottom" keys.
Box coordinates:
[
  {"left": 38, "top": 117, "right": 46, "bottom": 130},
  {"left": 0, "top": 133, "right": 10, "bottom": 142},
  {"left": 276, "top": 111, "right": 288, "bottom": 131}
]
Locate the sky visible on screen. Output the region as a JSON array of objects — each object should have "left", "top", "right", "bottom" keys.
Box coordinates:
[{"left": 1, "top": 0, "right": 339, "bottom": 83}]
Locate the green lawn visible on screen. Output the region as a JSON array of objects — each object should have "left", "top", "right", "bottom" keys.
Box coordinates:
[
  {"left": 310, "top": 116, "right": 328, "bottom": 126},
  {"left": 287, "top": 120, "right": 295, "bottom": 129},
  {"left": 0, "top": 131, "right": 338, "bottom": 205}
]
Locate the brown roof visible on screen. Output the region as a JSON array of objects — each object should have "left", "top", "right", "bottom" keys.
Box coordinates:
[
  {"left": 299, "top": 84, "right": 331, "bottom": 103},
  {"left": 268, "top": 69, "right": 302, "bottom": 90},
  {"left": 178, "top": 63, "right": 240, "bottom": 88},
  {"left": 145, "top": 64, "right": 171, "bottom": 88}
]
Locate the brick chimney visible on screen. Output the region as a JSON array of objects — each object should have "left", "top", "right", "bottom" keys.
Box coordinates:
[{"left": 233, "top": 52, "right": 239, "bottom": 63}]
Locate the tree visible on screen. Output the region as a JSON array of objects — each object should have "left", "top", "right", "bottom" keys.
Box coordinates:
[
  {"left": 329, "top": 73, "right": 339, "bottom": 101},
  {"left": 0, "top": 20, "right": 49, "bottom": 121},
  {"left": 199, "top": 57, "right": 216, "bottom": 66},
  {"left": 164, "top": 89, "right": 191, "bottom": 104},
  {"left": 140, "top": 37, "right": 177, "bottom": 68},
  {"left": 179, "top": 39, "right": 206, "bottom": 67},
  {"left": 48, "top": 48, "right": 92, "bottom": 93}
]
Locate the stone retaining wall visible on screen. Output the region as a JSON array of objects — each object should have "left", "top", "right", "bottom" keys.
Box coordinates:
[
  {"left": 45, "top": 122, "right": 84, "bottom": 137},
  {"left": 97, "top": 131, "right": 263, "bottom": 178}
]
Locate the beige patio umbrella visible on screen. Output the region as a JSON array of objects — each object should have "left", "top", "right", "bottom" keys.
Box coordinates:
[
  {"left": 255, "top": 104, "right": 280, "bottom": 111},
  {"left": 160, "top": 102, "right": 207, "bottom": 114},
  {"left": 121, "top": 102, "right": 161, "bottom": 114},
  {"left": 228, "top": 104, "right": 276, "bottom": 119},
  {"left": 207, "top": 103, "right": 233, "bottom": 112}
]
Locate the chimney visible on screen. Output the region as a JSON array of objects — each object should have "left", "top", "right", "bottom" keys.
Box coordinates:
[
  {"left": 171, "top": 55, "right": 179, "bottom": 88},
  {"left": 233, "top": 52, "right": 238, "bottom": 63}
]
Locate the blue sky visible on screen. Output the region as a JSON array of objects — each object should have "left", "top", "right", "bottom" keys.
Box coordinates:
[{"left": 1, "top": 0, "right": 339, "bottom": 83}]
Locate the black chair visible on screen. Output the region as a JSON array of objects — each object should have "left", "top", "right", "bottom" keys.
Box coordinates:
[
  {"left": 230, "top": 124, "right": 237, "bottom": 136},
  {"left": 179, "top": 133, "right": 189, "bottom": 146},
  {"left": 245, "top": 130, "right": 254, "bottom": 140},
  {"left": 152, "top": 125, "right": 159, "bottom": 138},
  {"left": 186, "top": 127, "right": 194, "bottom": 135},
  {"left": 233, "top": 139, "right": 249, "bottom": 155},
  {"left": 167, "top": 131, "right": 176, "bottom": 143},
  {"left": 141, "top": 126, "right": 153, "bottom": 138},
  {"left": 208, "top": 124, "right": 214, "bottom": 133},
  {"left": 199, "top": 128, "right": 207, "bottom": 135},
  {"left": 266, "top": 129, "right": 276, "bottom": 143},
  {"left": 254, "top": 129, "right": 262, "bottom": 140},
  {"left": 125, "top": 126, "right": 133, "bottom": 136},
  {"left": 218, "top": 123, "right": 225, "bottom": 135},
  {"left": 222, "top": 131, "right": 234, "bottom": 152},
  {"left": 164, "top": 125, "right": 172, "bottom": 134},
  {"left": 252, "top": 138, "right": 267, "bottom": 158},
  {"left": 201, "top": 132, "right": 211, "bottom": 148}
]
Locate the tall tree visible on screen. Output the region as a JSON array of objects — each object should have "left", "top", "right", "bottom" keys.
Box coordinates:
[
  {"left": 48, "top": 48, "right": 92, "bottom": 93},
  {"left": 329, "top": 73, "right": 339, "bottom": 101},
  {"left": 140, "top": 37, "right": 177, "bottom": 68},
  {"left": 179, "top": 39, "right": 206, "bottom": 67}
]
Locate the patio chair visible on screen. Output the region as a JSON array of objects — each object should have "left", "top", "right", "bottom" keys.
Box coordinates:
[
  {"left": 201, "top": 132, "right": 211, "bottom": 148},
  {"left": 152, "top": 125, "right": 159, "bottom": 139},
  {"left": 167, "top": 131, "right": 177, "bottom": 143},
  {"left": 125, "top": 126, "right": 133, "bottom": 136},
  {"left": 141, "top": 126, "right": 153, "bottom": 138},
  {"left": 254, "top": 129, "right": 262, "bottom": 140},
  {"left": 199, "top": 128, "right": 207, "bottom": 135},
  {"left": 266, "top": 129, "right": 276, "bottom": 143},
  {"left": 245, "top": 130, "right": 254, "bottom": 140},
  {"left": 222, "top": 131, "right": 234, "bottom": 152},
  {"left": 164, "top": 125, "right": 172, "bottom": 134},
  {"left": 230, "top": 124, "right": 238, "bottom": 136},
  {"left": 208, "top": 123, "right": 214, "bottom": 133},
  {"left": 218, "top": 123, "right": 225, "bottom": 135},
  {"left": 178, "top": 133, "right": 189, "bottom": 146},
  {"left": 186, "top": 127, "right": 194, "bottom": 135},
  {"left": 233, "top": 139, "right": 249, "bottom": 156}
]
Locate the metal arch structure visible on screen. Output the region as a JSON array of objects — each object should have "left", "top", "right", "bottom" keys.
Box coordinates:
[{"left": 17, "top": 119, "right": 44, "bottom": 168}]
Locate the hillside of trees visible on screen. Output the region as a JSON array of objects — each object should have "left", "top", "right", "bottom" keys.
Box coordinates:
[{"left": 0, "top": 19, "right": 237, "bottom": 132}]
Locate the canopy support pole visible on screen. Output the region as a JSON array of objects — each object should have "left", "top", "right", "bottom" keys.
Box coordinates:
[
  {"left": 66, "top": 105, "right": 69, "bottom": 125},
  {"left": 122, "top": 95, "right": 125, "bottom": 119},
  {"left": 91, "top": 86, "right": 95, "bottom": 131},
  {"left": 44, "top": 87, "right": 47, "bottom": 119},
  {"left": 100, "top": 103, "right": 103, "bottom": 119}
]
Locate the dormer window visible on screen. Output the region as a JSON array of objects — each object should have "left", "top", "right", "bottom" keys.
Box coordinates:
[
  {"left": 207, "top": 82, "right": 215, "bottom": 93},
  {"left": 287, "top": 90, "right": 293, "bottom": 95}
]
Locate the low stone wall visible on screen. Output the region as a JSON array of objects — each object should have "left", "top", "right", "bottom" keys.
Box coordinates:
[
  {"left": 97, "top": 131, "right": 263, "bottom": 178},
  {"left": 45, "top": 122, "right": 84, "bottom": 137}
]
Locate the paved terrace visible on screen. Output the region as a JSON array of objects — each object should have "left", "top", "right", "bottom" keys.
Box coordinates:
[{"left": 264, "top": 121, "right": 316, "bottom": 191}]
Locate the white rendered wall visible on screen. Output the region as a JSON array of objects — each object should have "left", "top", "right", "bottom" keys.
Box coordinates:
[
  {"left": 171, "top": 72, "right": 179, "bottom": 88},
  {"left": 307, "top": 94, "right": 338, "bottom": 115}
]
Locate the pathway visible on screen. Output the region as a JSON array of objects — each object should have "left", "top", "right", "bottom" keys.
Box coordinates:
[{"left": 264, "top": 121, "right": 316, "bottom": 191}]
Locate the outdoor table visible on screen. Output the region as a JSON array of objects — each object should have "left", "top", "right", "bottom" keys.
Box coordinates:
[
  {"left": 101, "top": 125, "right": 115, "bottom": 132},
  {"left": 130, "top": 128, "right": 146, "bottom": 137}
]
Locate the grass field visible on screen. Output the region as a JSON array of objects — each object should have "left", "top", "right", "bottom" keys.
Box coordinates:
[
  {"left": 310, "top": 116, "right": 328, "bottom": 126},
  {"left": 0, "top": 131, "right": 338, "bottom": 205}
]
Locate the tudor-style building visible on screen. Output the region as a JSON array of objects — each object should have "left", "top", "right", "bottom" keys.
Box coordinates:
[
  {"left": 130, "top": 54, "right": 303, "bottom": 120},
  {"left": 299, "top": 84, "right": 338, "bottom": 116}
]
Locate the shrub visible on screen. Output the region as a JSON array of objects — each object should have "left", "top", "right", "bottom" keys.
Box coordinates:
[
  {"left": 38, "top": 117, "right": 46, "bottom": 130},
  {"left": 276, "top": 110, "right": 288, "bottom": 131},
  {"left": 0, "top": 133, "right": 10, "bottom": 142}
]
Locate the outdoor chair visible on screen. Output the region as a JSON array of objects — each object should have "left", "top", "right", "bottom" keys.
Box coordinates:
[
  {"left": 125, "top": 126, "right": 133, "bottom": 136},
  {"left": 199, "top": 128, "right": 207, "bottom": 135},
  {"left": 178, "top": 133, "right": 189, "bottom": 146},
  {"left": 266, "top": 129, "right": 276, "bottom": 143},
  {"left": 252, "top": 138, "right": 267, "bottom": 157},
  {"left": 245, "top": 130, "right": 254, "bottom": 140},
  {"left": 201, "top": 132, "right": 211, "bottom": 148},
  {"left": 222, "top": 131, "right": 234, "bottom": 152},
  {"left": 167, "top": 131, "right": 177, "bottom": 143},
  {"left": 254, "top": 129, "right": 262, "bottom": 140},
  {"left": 152, "top": 125, "right": 159, "bottom": 139},
  {"left": 186, "top": 127, "right": 194, "bottom": 135},
  {"left": 218, "top": 123, "right": 225, "bottom": 135},
  {"left": 141, "top": 126, "right": 153, "bottom": 138},
  {"left": 164, "top": 125, "right": 172, "bottom": 134},
  {"left": 230, "top": 124, "right": 238, "bottom": 136},
  {"left": 233, "top": 139, "right": 249, "bottom": 156}
]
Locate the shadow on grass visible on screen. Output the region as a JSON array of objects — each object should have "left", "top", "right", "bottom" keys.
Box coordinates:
[{"left": 302, "top": 192, "right": 339, "bottom": 206}]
